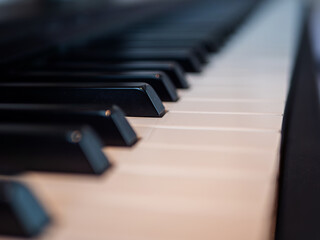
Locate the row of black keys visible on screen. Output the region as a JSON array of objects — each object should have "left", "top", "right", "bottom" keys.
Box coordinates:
[
  {"left": 0, "top": 0, "right": 259, "bottom": 174},
  {"left": 0, "top": 0, "right": 260, "bottom": 237}
]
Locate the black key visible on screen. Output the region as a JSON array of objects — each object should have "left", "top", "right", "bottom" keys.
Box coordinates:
[
  {"left": 0, "top": 82, "right": 165, "bottom": 117},
  {"left": 0, "top": 104, "right": 137, "bottom": 146},
  {"left": 28, "top": 61, "right": 189, "bottom": 89},
  {"left": 60, "top": 49, "right": 202, "bottom": 72},
  {"left": 82, "top": 44, "right": 208, "bottom": 64},
  {"left": 0, "top": 124, "right": 110, "bottom": 174},
  {"left": 125, "top": 30, "right": 222, "bottom": 43},
  {"left": 0, "top": 180, "right": 50, "bottom": 237},
  {"left": 90, "top": 38, "right": 210, "bottom": 56},
  {"left": 9, "top": 71, "right": 179, "bottom": 102},
  {"left": 114, "top": 33, "right": 220, "bottom": 52}
]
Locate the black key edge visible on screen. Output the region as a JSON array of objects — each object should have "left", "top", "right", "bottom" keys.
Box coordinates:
[
  {"left": 76, "top": 125, "right": 111, "bottom": 174},
  {"left": 142, "top": 84, "right": 166, "bottom": 117},
  {"left": 110, "top": 105, "right": 138, "bottom": 146},
  {"left": 0, "top": 180, "right": 50, "bottom": 237}
]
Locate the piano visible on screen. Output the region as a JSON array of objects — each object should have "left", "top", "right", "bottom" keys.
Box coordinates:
[{"left": 0, "top": 0, "right": 317, "bottom": 239}]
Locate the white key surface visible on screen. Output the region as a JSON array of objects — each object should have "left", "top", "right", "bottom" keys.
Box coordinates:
[{"left": 128, "top": 112, "right": 283, "bottom": 130}]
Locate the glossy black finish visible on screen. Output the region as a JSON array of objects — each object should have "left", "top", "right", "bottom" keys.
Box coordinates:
[
  {"left": 0, "top": 82, "right": 165, "bottom": 117},
  {"left": 9, "top": 71, "right": 179, "bottom": 102},
  {"left": 0, "top": 124, "right": 110, "bottom": 174},
  {"left": 90, "top": 38, "right": 210, "bottom": 57},
  {"left": 0, "top": 104, "right": 137, "bottom": 146},
  {"left": 0, "top": 0, "right": 186, "bottom": 68},
  {"left": 80, "top": 45, "right": 208, "bottom": 64},
  {"left": 27, "top": 61, "right": 189, "bottom": 89},
  {"left": 59, "top": 48, "right": 202, "bottom": 72},
  {"left": 0, "top": 180, "right": 50, "bottom": 237},
  {"left": 275, "top": 11, "right": 320, "bottom": 240},
  {"left": 112, "top": 32, "right": 222, "bottom": 53}
]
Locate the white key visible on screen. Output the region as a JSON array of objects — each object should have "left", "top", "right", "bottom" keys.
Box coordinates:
[
  {"left": 135, "top": 127, "right": 281, "bottom": 152},
  {"left": 164, "top": 100, "right": 285, "bottom": 114},
  {"left": 128, "top": 112, "right": 282, "bottom": 130},
  {"left": 178, "top": 85, "right": 288, "bottom": 100}
]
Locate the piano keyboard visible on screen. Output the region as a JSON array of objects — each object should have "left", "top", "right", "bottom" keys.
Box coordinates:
[{"left": 0, "top": 0, "right": 304, "bottom": 239}]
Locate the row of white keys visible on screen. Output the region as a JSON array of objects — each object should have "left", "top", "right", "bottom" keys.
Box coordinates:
[{"left": 1, "top": 0, "right": 302, "bottom": 240}]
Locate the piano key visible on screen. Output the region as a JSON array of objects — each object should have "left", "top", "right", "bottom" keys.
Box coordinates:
[
  {"left": 0, "top": 124, "right": 110, "bottom": 174},
  {"left": 128, "top": 21, "right": 227, "bottom": 32},
  {"left": 178, "top": 85, "right": 288, "bottom": 101},
  {"left": 38, "top": 61, "right": 189, "bottom": 89},
  {"left": 0, "top": 180, "right": 50, "bottom": 237},
  {"left": 9, "top": 71, "right": 179, "bottom": 102},
  {"left": 106, "top": 146, "right": 278, "bottom": 177},
  {"left": 27, "top": 61, "right": 189, "bottom": 89},
  {"left": 90, "top": 38, "right": 211, "bottom": 56},
  {"left": 127, "top": 23, "right": 230, "bottom": 43},
  {"left": 18, "top": 156, "right": 276, "bottom": 240},
  {"left": 98, "top": 41, "right": 209, "bottom": 62},
  {"left": 164, "top": 100, "right": 285, "bottom": 115},
  {"left": 187, "top": 72, "right": 290, "bottom": 88},
  {"left": 38, "top": 169, "right": 271, "bottom": 208},
  {"left": 114, "top": 32, "right": 222, "bottom": 53},
  {"left": 124, "top": 30, "right": 222, "bottom": 42},
  {"left": 127, "top": 112, "right": 282, "bottom": 130},
  {"left": 125, "top": 27, "right": 222, "bottom": 37},
  {"left": 59, "top": 49, "right": 202, "bottom": 72},
  {"left": 134, "top": 126, "right": 280, "bottom": 152},
  {"left": 81, "top": 45, "right": 208, "bottom": 64},
  {"left": 0, "top": 83, "right": 166, "bottom": 117},
  {"left": 0, "top": 104, "right": 137, "bottom": 146}
]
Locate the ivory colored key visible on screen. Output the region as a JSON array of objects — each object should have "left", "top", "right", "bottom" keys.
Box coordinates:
[
  {"left": 127, "top": 112, "right": 283, "bottom": 130},
  {"left": 178, "top": 85, "right": 288, "bottom": 100},
  {"left": 105, "top": 146, "right": 279, "bottom": 178},
  {"left": 187, "top": 75, "right": 289, "bottom": 89},
  {"left": 164, "top": 100, "right": 285, "bottom": 114},
  {"left": 135, "top": 127, "right": 281, "bottom": 152},
  {"left": 12, "top": 163, "right": 276, "bottom": 240}
]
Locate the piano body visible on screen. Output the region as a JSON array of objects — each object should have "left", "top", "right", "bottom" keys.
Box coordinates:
[{"left": 0, "top": 0, "right": 317, "bottom": 239}]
